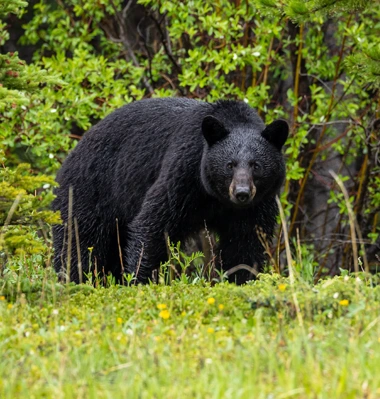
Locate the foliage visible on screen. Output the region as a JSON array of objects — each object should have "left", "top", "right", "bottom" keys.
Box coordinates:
[
  {"left": 0, "top": 0, "right": 53, "bottom": 110},
  {"left": 345, "top": 45, "right": 380, "bottom": 90},
  {"left": 159, "top": 239, "right": 206, "bottom": 284},
  {"left": 0, "top": 0, "right": 59, "bottom": 263},
  {"left": 0, "top": 155, "right": 60, "bottom": 255}
]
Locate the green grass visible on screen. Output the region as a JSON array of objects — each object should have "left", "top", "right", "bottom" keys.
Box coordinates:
[{"left": 1, "top": 269, "right": 380, "bottom": 398}]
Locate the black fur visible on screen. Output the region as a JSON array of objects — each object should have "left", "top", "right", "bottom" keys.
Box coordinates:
[{"left": 53, "top": 98, "right": 288, "bottom": 284}]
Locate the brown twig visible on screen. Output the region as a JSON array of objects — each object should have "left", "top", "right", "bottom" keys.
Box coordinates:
[
  {"left": 107, "top": 0, "right": 154, "bottom": 95},
  {"left": 134, "top": 243, "right": 144, "bottom": 284},
  {"left": 292, "top": 23, "right": 304, "bottom": 130},
  {"left": 289, "top": 15, "right": 353, "bottom": 236},
  {"left": 225, "top": 264, "right": 259, "bottom": 278},
  {"left": 74, "top": 217, "right": 82, "bottom": 284},
  {"left": 115, "top": 218, "right": 124, "bottom": 285}
]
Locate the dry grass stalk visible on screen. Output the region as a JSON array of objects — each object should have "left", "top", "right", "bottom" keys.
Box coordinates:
[
  {"left": 330, "top": 171, "right": 359, "bottom": 273},
  {"left": 276, "top": 196, "right": 304, "bottom": 329},
  {"left": 74, "top": 217, "right": 82, "bottom": 284},
  {"left": 66, "top": 186, "right": 73, "bottom": 284},
  {"left": 115, "top": 218, "right": 124, "bottom": 285}
]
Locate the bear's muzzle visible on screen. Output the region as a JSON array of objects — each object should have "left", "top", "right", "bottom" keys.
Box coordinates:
[{"left": 229, "top": 169, "right": 256, "bottom": 206}]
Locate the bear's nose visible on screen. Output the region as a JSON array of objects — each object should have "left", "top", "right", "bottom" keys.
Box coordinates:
[{"left": 235, "top": 188, "right": 250, "bottom": 203}]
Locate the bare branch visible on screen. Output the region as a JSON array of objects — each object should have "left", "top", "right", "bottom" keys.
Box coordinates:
[{"left": 108, "top": 0, "right": 154, "bottom": 94}]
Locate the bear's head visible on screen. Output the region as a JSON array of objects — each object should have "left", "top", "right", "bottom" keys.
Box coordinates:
[{"left": 200, "top": 110, "right": 288, "bottom": 208}]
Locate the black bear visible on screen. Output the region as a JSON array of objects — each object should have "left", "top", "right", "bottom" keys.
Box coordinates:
[{"left": 53, "top": 98, "right": 288, "bottom": 284}]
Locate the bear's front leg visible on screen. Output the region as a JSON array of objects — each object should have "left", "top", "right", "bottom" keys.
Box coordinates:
[
  {"left": 124, "top": 209, "right": 169, "bottom": 284},
  {"left": 215, "top": 200, "right": 278, "bottom": 284},
  {"left": 215, "top": 220, "right": 269, "bottom": 285},
  {"left": 123, "top": 179, "right": 189, "bottom": 284}
]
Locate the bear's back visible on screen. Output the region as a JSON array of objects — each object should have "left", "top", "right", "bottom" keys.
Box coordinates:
[
  {"left": 55, "top": 98, "right": 265, "bottom": 219},
  {"left": 54, "top": 98, "right": 210, "bottom": 222}
]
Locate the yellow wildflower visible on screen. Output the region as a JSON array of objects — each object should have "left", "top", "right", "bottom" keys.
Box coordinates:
[
  {"left": 88, "top": 247, "right": 94, "bottom": 252},
  {"left": 159, "top": 310, "right": 170, "bottom": 319},
  {"left": 278, "top": 284, "right": 287, "bottom": 292},
  {"left": 7, "top": 304, "right": 13, "bottom": 309},
  {"left": 207, "top": 327, "right": 215, "bottom": 334},
  {"left": 0, "top": 296, "right": 5, "bottom": 301},
  {"left": 116, "top": 317, "right": 123, "bottom": 324},
  {"left": 157, "top": 303, "right": 167, "bottom": 310},
  {"left": 181, "top": 311, "right": 186, "bottom": 316},
  {"left": 218, "top": 304, "right": 224, "bottom": 310},
  {"left": 339, "top": 299, "right": 349, "bottom": 306},
  {"left": 207, "top": 297, "right": 215, "bottom": 305}
]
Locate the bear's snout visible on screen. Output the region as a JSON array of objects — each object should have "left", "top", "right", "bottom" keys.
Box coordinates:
[
  {"left": 229, "top": 169, "right": 256, "bottom": 206},
  {"left": 235, "top": 187, "right": 251, "bottom": 203}
]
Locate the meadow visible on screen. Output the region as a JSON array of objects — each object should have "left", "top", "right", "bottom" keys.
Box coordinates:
[{"left": 1, "top": 262, "right": 380, "bottom": 399}]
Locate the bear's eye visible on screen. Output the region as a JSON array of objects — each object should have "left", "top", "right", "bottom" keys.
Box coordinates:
[
  {"left": 250, "top": 161, "right": 261, "bottom": 171},
  {"left": 226, "top": 162, "right": 234, "bottom": 170}
]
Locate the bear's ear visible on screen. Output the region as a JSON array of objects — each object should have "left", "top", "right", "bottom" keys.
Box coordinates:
[
  {"left": 202, "top": 115, "right": 229, "bottom": 146},
  {"left": 261, "top": 119, "right": 289, "bottom": 150}
]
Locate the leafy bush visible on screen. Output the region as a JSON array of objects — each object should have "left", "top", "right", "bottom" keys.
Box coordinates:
[{"left": 0, "top": 0, "right": 59, "bottom": 267}]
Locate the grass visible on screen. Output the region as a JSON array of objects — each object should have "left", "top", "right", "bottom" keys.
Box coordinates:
[{"left": 1, "top": 263, "right": 380, "bottom": 399}]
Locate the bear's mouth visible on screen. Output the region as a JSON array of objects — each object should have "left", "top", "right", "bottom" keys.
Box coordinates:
[{"left": 229, "top": 197, "right": 255, "bottom": 209}]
